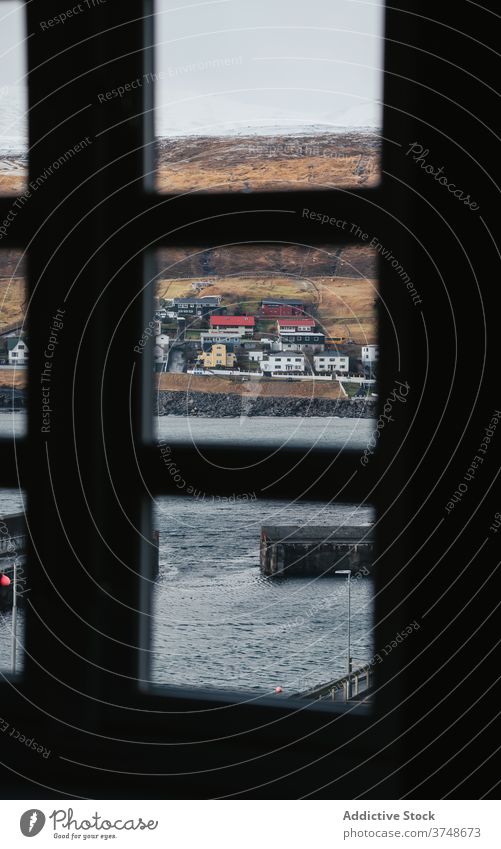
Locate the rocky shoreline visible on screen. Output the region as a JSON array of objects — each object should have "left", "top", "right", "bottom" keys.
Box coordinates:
[
  {"left": 0, "top": 389, "right": 26, "bottom": 409},
  {"left": 155, "top": 391, "right": 376, "bottom": 418},
  {"left": 0, "top": 388, "right": 377, "bottom": 418}
]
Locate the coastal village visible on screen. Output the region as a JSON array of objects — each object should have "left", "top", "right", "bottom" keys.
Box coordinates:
[
  {"left": 0, "top": 280, "right": 378, "bottom": 408},
  {"left": 0, "top": 235, "right": 379, "bottom": 408},
  {"left": 151, "top": 287, "right": 378, "bottom": 397},
  {"left": 0, "top": 282, "right": 379, "bottom": 405}
]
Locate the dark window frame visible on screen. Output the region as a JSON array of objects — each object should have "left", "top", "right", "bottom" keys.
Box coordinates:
[{"left": 0, "top": 0, "right": 456, "bottom": 798}]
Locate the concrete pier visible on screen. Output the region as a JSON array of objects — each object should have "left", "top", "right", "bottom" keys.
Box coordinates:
[{"left": 260, "top": 525, "right": 375, "bottom": 577}]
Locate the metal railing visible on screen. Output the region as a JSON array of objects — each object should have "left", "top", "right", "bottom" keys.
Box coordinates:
[{"left": 294, "top": 663, "right": 374, "bottom": 702}]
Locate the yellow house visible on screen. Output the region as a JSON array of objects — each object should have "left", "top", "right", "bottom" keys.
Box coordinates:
[{"left": 199, "top": 343, "right": 236, "bottom": 369}]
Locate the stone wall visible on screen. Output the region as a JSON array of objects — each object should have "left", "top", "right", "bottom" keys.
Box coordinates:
[{"left": 156, "top": 390, "right": 376, "bottom": 418}]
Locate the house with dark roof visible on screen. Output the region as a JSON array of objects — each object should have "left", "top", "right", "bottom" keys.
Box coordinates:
[
  {"left": 260, "top": 298, "right": 306, "bottom": 317},
  {"left": 7, "top": 337, "right": 28, "bottom": 365},
  {"left": 279, "top": 331, "right": 325, "bottom": 352},
  {"left": 172, "top": 296, "right": 220, "bottom": 317}
]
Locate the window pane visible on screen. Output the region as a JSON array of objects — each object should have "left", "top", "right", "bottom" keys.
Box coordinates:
[
  {"left": 153, "top": 0, "right": 383, "bottom": 192},
  {"left": 0, "top": 2, "right": 27, "bottom": 194},
  {"left": 0, "top": 489, "right": 26, "bottom": 673},
  {"left": 0, "top": 250, "right": 27, "bottom": 434},
  {"left": 150, "top": 498, "right": 374, "bottom": 700},
  {"left": 144, "top": 243, "right": 379, "bottom": 701},
  {"left": 149, "top": 243, "right": 378, "bottom": 443}
]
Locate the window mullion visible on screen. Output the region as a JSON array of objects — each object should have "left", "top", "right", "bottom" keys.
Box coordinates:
[
  {"left": 140, "top": 444, "right": 375, "bottom": 504},
  {"left": 137, "top": 188, "right": 384, "bottom": 249}
]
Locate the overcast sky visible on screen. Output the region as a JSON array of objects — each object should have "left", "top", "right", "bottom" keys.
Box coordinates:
[
  {"left": 0, "top": 2, "right": 24, "bottom": 84},
  {"left": 0, "top": 0, "right": 384, "bottom": 149},
  {"left": 0, "top": 2, "right": 27, "bottom": 150},
  {"left": 155, "top": 0, "right": 384, "bottom": 135}
]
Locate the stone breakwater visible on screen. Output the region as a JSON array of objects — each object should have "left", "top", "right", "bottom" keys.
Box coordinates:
[
  {"left": 155, "top": 391, "right": 376, "bottom": 418},
  {"left": 0, "top": 389, "right": 25, "bottom": 408}
]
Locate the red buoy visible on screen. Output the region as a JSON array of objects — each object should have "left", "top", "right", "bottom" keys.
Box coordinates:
[
  {"left": 0, "top": 575, "right": 11, "bottom": 587},
  {"left": 275, "top": 686, "right": 283, "bottom": 694}
]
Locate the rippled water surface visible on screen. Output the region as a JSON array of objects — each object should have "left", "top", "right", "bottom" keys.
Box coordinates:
[{"left": 0, "top": 412, "right": 375, "bottom": 694}]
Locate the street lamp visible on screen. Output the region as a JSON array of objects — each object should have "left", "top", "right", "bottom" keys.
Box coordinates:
[{"left": 336, "top": 569, "right": 351, "bottom": 699}]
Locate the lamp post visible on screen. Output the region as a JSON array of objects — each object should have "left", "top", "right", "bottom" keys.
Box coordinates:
[{"left": 336, "top": 569, "right": 351, "bottom": 699}]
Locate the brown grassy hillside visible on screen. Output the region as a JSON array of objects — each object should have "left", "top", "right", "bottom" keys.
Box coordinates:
[
  {"left": 0, "top": 367, "right": 26, "bottom": 389},
  {"left": 156, "top": 132, "right": 380, "bottom": 193},
  {"left": 155, "top": 372, "right": 344, "bottom": 399},
  {"left": 0, "top": 279, "right": 25, "bottom": 330},
  {"left": 157, "top": 273, "right": 377, "bottom": 345}
]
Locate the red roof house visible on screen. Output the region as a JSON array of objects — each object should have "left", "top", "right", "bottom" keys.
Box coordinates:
[
  {"left": 209, "top": 315, "right": 255, "bottom": 336},
  {"left": 210, "top": 316, "right": 255, "bottom": 327},
  {"left": 277, "top": 318, "right": 316, "bottom": 331}
]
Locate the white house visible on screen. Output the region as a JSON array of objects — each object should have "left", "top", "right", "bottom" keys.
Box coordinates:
[
  {"left": 199, "top": 294, "right": 221, "bottom": 304},
  {"left": 314, "top": 354, "right": 349, "bottom": 374},
  {"left": 240, "top": 342, "right": 267, "bottom": 363},
  {"left": 277, "top": 318, "right": 316, "bottom": 333},
  {"left": 7, "top": 337, "right": 28, "bottom": 364},
  {"left": 261, "top": 354, "right": 305, "bottom": 375},
  {"left": 361, "top": 345, "right": 379, "bottom": 364},
  {"left": 153, "top": 334, "right": 170, "bottom": 369},
  {"left": 256, "top": 337, "right": 280, "bottom": 352},
  {"left": 248, "top": 350, "right": 265, "bottom": 363},
  {"left": 200, "top": 330, "right": 244, "bottom": 345}
]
